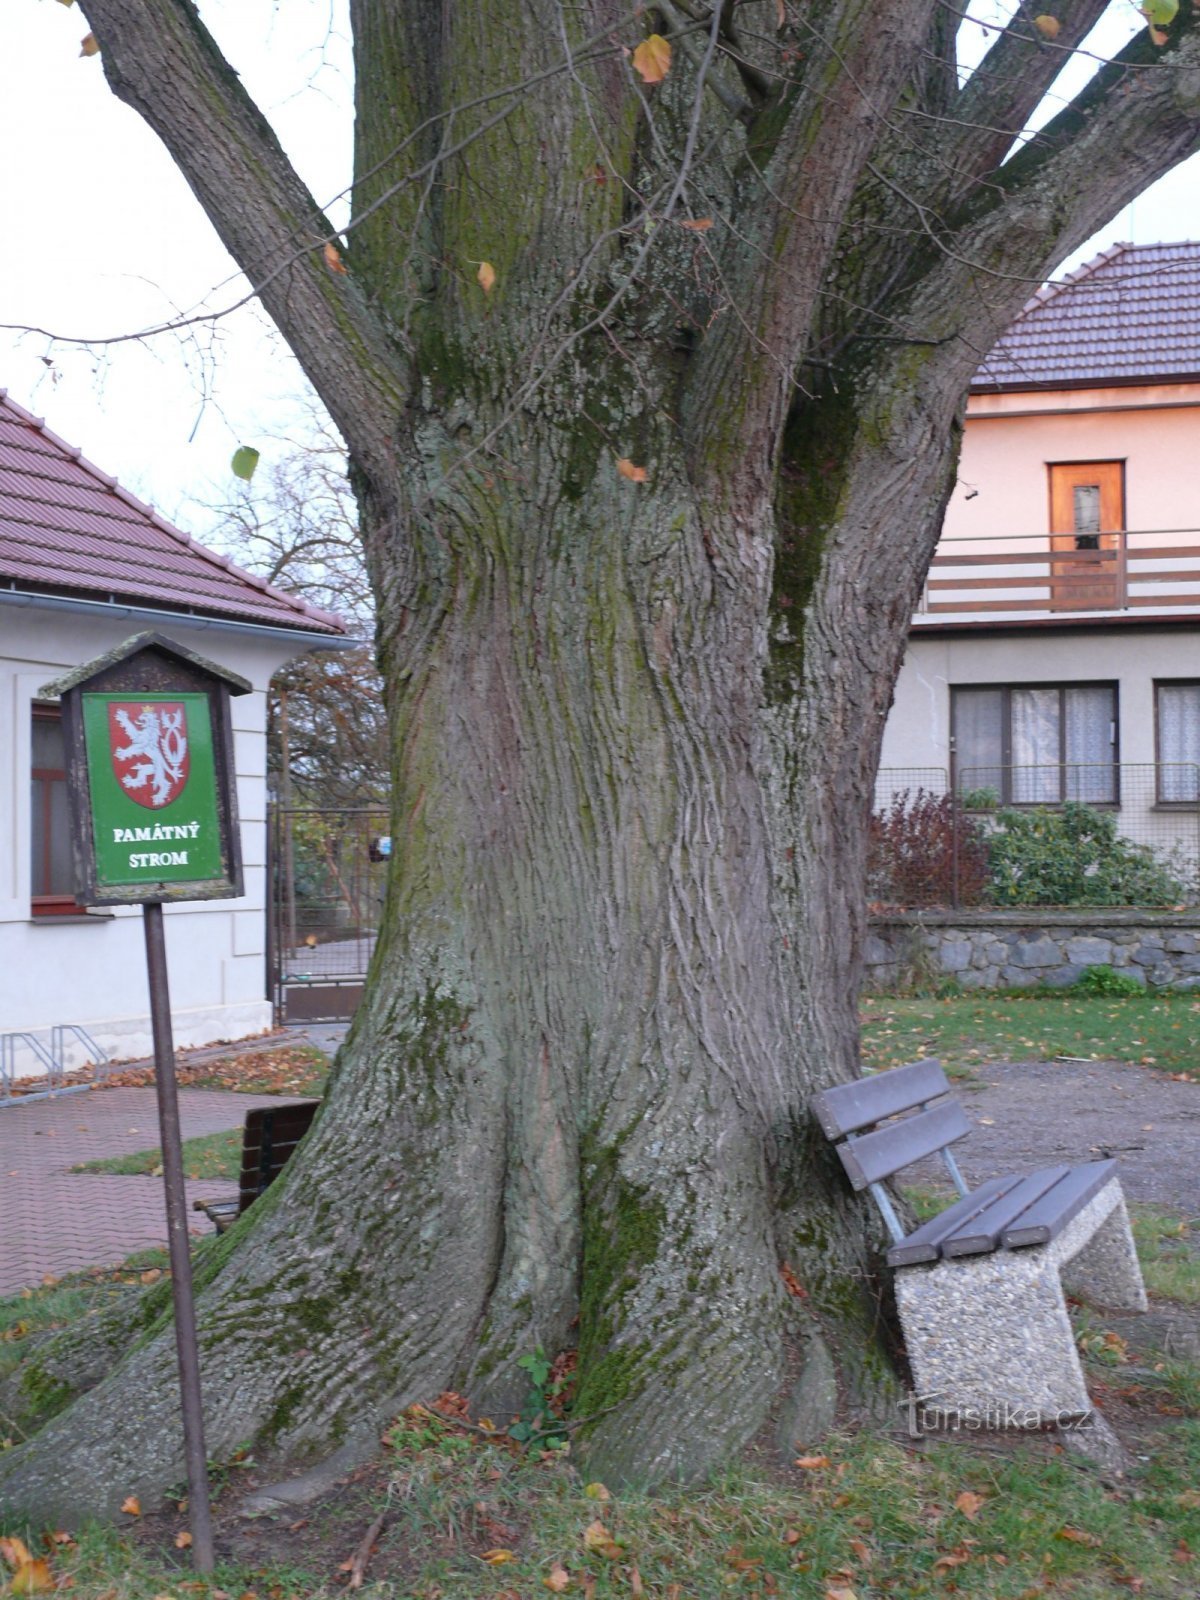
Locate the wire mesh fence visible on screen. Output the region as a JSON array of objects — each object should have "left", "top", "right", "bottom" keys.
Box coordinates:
[{"left": 872, "top": 765, "right": 1200, "bottom": 910}]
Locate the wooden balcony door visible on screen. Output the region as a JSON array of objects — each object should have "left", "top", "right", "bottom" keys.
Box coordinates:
[{"left": 1049, "top": 461, "right": 1123, "bottom": 610}]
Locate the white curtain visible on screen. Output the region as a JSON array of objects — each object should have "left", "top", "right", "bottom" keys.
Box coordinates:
[
  {"left": 1065, "top": 687, "right": 1115, "bottom": 802},
  {"left": 1158, "top": 685, "right": 1200, "bottom": 802},
  {"left": 1012, "top": 689, "right": 1060, "bottom": 802}
]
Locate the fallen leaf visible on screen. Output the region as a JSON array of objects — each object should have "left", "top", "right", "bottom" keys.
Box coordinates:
[
  {"left": 323, "top": 241, "right": 347, "bottom": 275},
  {"left": 824, "top": 1588, "right": 857, "bottom": 1600},
  {"left": 0, "top": 1538, "right": 33, "bottom": 1569},
  {"left": 629, "top": 1565, "right": 645, "bottom": 1597},
  {"left": 780, "top": 1263, "right": 808, "bottom": 1299},
  {"left": 850, "top": 1537, "right": 872, "bottom": 1564},
  {"left": 1033, "top": 14, "right": 1061, "bottom": 37},
  {"left": 616, "top": 458, "right": 647, "bottom": 483},
  {"left": 680, "top": 218, "right": 714, "bottom": 232},
  {"left": 544, "top": 1562, "right": 571, "bottom": 1592},
  {"left": 10, "top": 1560, "right": 55, "bottom": 1595},
  {"left": 955, "top": 1490, "right": 985, "bottom": 1520},
  {"left": 632, "top": 34, "right": 671, "bottom": 84},
  {"left": 477, "top": 261, "right": 497, "bottom": 293},
  {"left": 141, "top": 1268, "right": 163, "bottom": 1284},
  {"left": 583, "top": 1482, "right": 611, "bottom": 1501},
  {"left": 79, "top": 32, "right": 100, "bottom": 56},
  {"left": 1057, "top": 1526, "right": 1101, "bottom": 1547},
  {"left": 795, "top": 1455, "right": 830, "bottom": 1470},
  {"left": 175, "top": 1531, "right": 193, "bottom": 1550},
  {"left": 933, "top": 1547, "right": 971, "bottom": 1571},
  {"left": 121, "top": 1496, "right": 141, "bottom": 1517},
  {"left": 776, "top": 0, "right": 786, "bottom": 26},
  {"left": 582, "top": 1520, "right": 622, "bottom": 1558},
  {"left": 481, "top": 1549, "right": 517, "bottom": 1565},
  {"left": 782, "top": 1528, "right": 804, "bottom": 1545}
]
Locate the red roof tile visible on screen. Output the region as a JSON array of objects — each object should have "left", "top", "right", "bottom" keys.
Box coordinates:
[
  {"left": 0, "top": 391, "right": 348, "bottom": 637},
  {"left": 975, "top": 241, "right": 1200, "bottom": 391}
]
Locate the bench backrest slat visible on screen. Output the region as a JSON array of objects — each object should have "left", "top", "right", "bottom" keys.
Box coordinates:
[
  {"left": 835, "top": 1098, "right": 971, "bottom": 1191},
  {"left": 237, "top": 1099, "right": 320, "bottom": 1209},
  {"left": 811, "top": 1058, "right": 950, "bottom": 1138}
]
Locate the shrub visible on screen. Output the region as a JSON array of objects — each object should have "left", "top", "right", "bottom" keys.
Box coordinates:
[
  {"left": 986, "top": 803, "right": 1185, "bottom": 908},
  {"left": 1075, "top": 964, "right": 1145, "bottom": 997},
  {"left": 867, "top": 789, "right": 989, "bottom": 908}
]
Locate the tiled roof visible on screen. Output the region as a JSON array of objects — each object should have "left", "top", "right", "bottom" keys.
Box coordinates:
[
  {"left": 0, "top": 391, "right": 347, "bottom": 636},
  {"left": 974, "top": 241, "right": 1200, "bottom": 391}
]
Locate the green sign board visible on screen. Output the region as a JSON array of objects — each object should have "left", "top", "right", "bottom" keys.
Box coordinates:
[
  {"left": 42, "top": 632, "right": 251, "bottom": 907},
  {"left": 82, "top": 692, "right": 226, "bottom": 888}
]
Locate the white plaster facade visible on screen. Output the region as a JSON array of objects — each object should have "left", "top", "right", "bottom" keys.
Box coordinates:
[{"left": 1, "top": 598, "right": 337, "bottom": 1072}]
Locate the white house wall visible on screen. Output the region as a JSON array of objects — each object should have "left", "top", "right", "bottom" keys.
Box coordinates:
[
  {"left": 0, "top": 606, "right": 314, "bottom": 1073},
  {"left": 882, "top": 626, "right": 1200, "bottom": 774}
]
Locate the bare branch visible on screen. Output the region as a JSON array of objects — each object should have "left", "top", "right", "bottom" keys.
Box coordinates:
[{"left": 80, "top": 0, "right": 408, "bottom": 484}]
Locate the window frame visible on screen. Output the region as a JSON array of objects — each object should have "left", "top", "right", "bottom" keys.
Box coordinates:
[
  {"left": 30, "top": 703, "right": 77, "bottom": 917},
  {"left": 950, "top": 680, "right": 1121, "bottom": 808},
  {"left": 1153, "top": 679, "right": 1200, "bottom": 808}
]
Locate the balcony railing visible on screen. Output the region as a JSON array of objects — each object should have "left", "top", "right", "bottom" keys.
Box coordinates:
[{"left": 916, "top": 528, "right": 1200, "bottom": 622}]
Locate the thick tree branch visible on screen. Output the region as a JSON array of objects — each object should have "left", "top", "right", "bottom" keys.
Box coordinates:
[
  {"left": 682, "top": 0, "right": 940, "bottom": 511},
  {"left": 943, "top": 0, "right": 1114, "bottom": 187},
  {"left": 80, "top": 0, "right": 408, "bottom": 484}
]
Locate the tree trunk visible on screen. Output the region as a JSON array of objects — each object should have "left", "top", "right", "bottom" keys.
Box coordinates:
[
  {"left": 2, "top": 369, "right": 914, "bottom": 1520},
  {"left": 8, "top": 0, "right": 1200, "bottom": 1525}
]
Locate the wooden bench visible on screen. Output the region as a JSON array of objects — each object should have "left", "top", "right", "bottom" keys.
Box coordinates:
[
  {"left": 812, "top": 1060, "right": 1146, "bottom": 1432},
  {"left": 192, "top": 1099, "right": 320, "bottom": 1234}
]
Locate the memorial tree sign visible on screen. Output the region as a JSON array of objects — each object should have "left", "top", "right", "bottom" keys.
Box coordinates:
[{"left": 41, "top": 632, "right": 252, "bottom": 1572}]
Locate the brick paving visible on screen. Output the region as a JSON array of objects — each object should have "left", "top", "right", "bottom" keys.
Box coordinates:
[{"left": 0, "top": 1087, "right": 305, "bottom": 1295}]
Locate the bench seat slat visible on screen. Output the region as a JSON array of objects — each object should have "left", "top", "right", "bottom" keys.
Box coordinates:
[
  {"left": 940, "top": 1165, "right": 1072, "bottom": 1257},
  {"left": 837, "top": 1098, "right": 972, "bottom": 1191},
  {"left": 812, "top": 1059, "right": 950, "bottom": 1138},
  {"left": 1001, "top": 1159, "right": 1118, "bottom": 1248},
  {"left": 887, "top": 1175, "right": 1023, "bottom": 1266}
]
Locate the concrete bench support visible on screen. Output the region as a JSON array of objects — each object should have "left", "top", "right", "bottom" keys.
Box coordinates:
[{"left": 895, "top": 1179, "right": 1147, "bottom": 1424}]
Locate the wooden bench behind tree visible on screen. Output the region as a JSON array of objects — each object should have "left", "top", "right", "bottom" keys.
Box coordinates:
[
  {"left": 811, "top": 1060, "right": 1146, "bottom": 1436},
  {"left": 193, "top": 1100, "right": 320, "bottom": 1234}
]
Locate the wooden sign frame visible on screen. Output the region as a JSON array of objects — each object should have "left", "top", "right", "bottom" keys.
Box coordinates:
[{"left": 42, "top": 631, "right": 251, "bottom": 907}]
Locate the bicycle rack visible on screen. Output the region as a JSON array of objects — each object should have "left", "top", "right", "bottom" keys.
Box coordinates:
[{"left": 0, "top": 1025, "right": 110, "bottom": 1107}]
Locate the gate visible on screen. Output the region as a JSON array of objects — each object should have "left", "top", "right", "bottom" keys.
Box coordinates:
[{"left": 270, "top": 806, "right": 390, "bottom": 1023}]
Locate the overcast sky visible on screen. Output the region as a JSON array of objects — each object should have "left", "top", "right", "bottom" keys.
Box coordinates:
[{"left": 2, "top": 1, "right": 1198, "bottom": 539}]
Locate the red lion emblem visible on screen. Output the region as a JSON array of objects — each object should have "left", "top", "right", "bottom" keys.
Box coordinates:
[{"left": 108, "top": 701, "right": 190, "bottom": 809}]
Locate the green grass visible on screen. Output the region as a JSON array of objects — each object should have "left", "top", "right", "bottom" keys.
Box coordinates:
[
  {"left": 8, "top": 1415, "right": 1200, "bottom": 1598},
  {"left": 71, "top": 1127, "right": 242, "bottom": 1182},
  {"left": 862, "top": 991, "right": 1200, "bottom": 1076},
  {"left": 6, "top": 1227, "right": 1200, "bottom": 1596},
  {"left": 0, "top": 1252, "right": 170, "bottom": 1394},
  {"left": 1132, "top": 1208, "right": 1200, "bottom": 1306}
]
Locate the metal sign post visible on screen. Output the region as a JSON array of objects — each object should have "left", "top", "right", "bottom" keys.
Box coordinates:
[{"left": 43, "top": 633, "right": 252, "bottom": 1573}]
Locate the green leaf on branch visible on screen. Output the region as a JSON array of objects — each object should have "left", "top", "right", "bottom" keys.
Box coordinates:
[
  {"left": 231, "top": 446, "right": 261, "bottom": 482},
  {"left": 1142, "top": 0, "right": 1178, "bottom": 26}
]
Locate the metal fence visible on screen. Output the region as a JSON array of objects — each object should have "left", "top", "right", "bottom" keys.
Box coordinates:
[
  {"left": 270, "top": 806, "right": 391, "bottom": 1023},
  {"left": 872, "top": 764, "right": 1200, "bottom": 910}
]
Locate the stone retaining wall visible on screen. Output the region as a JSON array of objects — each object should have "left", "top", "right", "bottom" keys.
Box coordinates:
[{"left": 866, "top": 910, "right": 1200, "bottom": 991}]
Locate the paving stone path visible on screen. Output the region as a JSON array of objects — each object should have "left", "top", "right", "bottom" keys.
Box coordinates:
[{"left": 0, "top": 1087, "right": 302, "bottom": 1294}]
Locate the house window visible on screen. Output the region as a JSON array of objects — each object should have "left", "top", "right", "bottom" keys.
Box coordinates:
[
  {"left": 1156, "top": 682, "right": 1200, "bottom": 804},
  {"left": 30, "top": 706, "right": 75, "bottom": 915},
  {"left": 953, "top": 684, "right": 1117, "bottom": 804}
]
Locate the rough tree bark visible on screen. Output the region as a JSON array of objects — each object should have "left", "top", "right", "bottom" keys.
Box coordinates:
[{"left": 5, "top": 0, "right": 1200, "bottom": 1521}]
